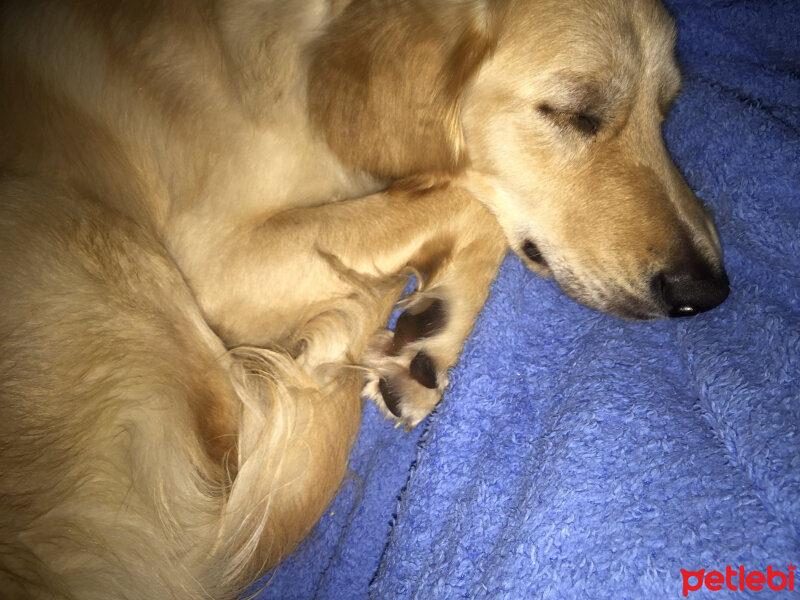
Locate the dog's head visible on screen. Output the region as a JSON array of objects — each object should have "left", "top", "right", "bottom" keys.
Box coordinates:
[{"left": 310, "top": 0, "right": 729, "bottom": 320}]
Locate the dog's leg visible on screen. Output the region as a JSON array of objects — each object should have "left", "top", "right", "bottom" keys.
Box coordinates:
[
  {"left": 247, "top": 184, "right": 507, "bottom": 429},
  {"left": 359, "top": 189, "right": 508, "bottom": 428},
  {"left": 181, "top": 183, "right": 507, "bottom": 431}
]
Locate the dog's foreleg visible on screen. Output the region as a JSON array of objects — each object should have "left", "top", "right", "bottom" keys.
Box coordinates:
[
  {"left": 254, "top": 187, "right": 507, "bottom": 419},
  {"left": 358, "top": 185, "right": 508, "bottom": 428},
  {"left": 183, "top": 183, "right": 506, "bottom": 429}
]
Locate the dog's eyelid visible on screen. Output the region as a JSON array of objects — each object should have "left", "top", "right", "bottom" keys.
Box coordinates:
[
  {"left": 537, "top": 103, "right": 601, "bottom": 136},
  {"left": 573, "top": 112, "right": 600, "bottom": 136}
]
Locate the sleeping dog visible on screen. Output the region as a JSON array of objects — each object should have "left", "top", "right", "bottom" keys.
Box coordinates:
[{"left": 0, "top": 0, "right": 728, "bottom": 597}]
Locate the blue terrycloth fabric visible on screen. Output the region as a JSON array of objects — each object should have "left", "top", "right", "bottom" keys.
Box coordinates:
[{"left": 254, "top": 1, "right": 800, "bottom": 598}]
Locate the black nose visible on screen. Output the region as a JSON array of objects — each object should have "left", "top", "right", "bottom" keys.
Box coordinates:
[{"left": 651, "top": 267, "right": 730, "bottom": 318}]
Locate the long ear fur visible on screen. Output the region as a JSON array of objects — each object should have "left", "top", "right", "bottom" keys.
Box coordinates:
[{"left": 308, "top": 0, "right": 505, "bottom": 180}]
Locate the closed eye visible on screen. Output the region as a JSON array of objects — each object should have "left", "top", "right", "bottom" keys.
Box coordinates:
[
  {"left": 538, "top": 104, "right": 601, "bottom": 137},
  {"left": 573, "top": 113, "right": 600, "bottom": 136}
]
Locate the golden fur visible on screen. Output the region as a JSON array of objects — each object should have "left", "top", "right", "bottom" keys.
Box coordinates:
[{"left": 0, "top": 0, "right": 727, "bottom": 598}]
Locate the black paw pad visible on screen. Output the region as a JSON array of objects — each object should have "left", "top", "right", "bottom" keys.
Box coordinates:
[
  {"left": 409, "top": 351, "right": 438, "bottom": 389},
  {"left": 393, "top": 298, "right": 447, "bottom": 352},
  {"left": 379, "top": 378, "right": 403, "bottom": 417}
]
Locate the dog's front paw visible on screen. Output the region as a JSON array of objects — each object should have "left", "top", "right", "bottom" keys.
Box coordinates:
[{"left": 362, "top": 296, "right": 449, "bottom": 429}]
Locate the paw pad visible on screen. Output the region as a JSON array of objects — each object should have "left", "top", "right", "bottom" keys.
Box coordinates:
[
  {"left": 409, "top": 351, "right": 437, "bottom": 389},
  {"left": 393, "top": 297, "right": 446, "bottom": 353},
  {"left": 378, "top": 378, "right": 403, "bottom": 417}
]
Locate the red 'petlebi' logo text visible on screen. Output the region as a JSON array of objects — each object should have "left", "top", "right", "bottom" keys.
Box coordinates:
[{"left": 681, "top": 564, "right": 795, "bottom": 596}]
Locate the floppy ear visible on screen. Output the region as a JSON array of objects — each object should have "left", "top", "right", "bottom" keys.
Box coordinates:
[{"left": 308, "top": 1, "right": 503, "bottom": 180}]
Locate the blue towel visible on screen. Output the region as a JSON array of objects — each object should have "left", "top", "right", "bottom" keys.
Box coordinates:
[{"left": 255, "top": 1, "right": 800, "bottom": 597}]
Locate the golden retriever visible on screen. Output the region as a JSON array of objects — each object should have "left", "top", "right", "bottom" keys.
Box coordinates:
[{"left": 0, "top": 0, "right": 729, "bottom": 598}]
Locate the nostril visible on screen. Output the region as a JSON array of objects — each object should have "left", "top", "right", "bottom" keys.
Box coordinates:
[{"left": 652, "top": 268, "right": 730, "bottom": 318}]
